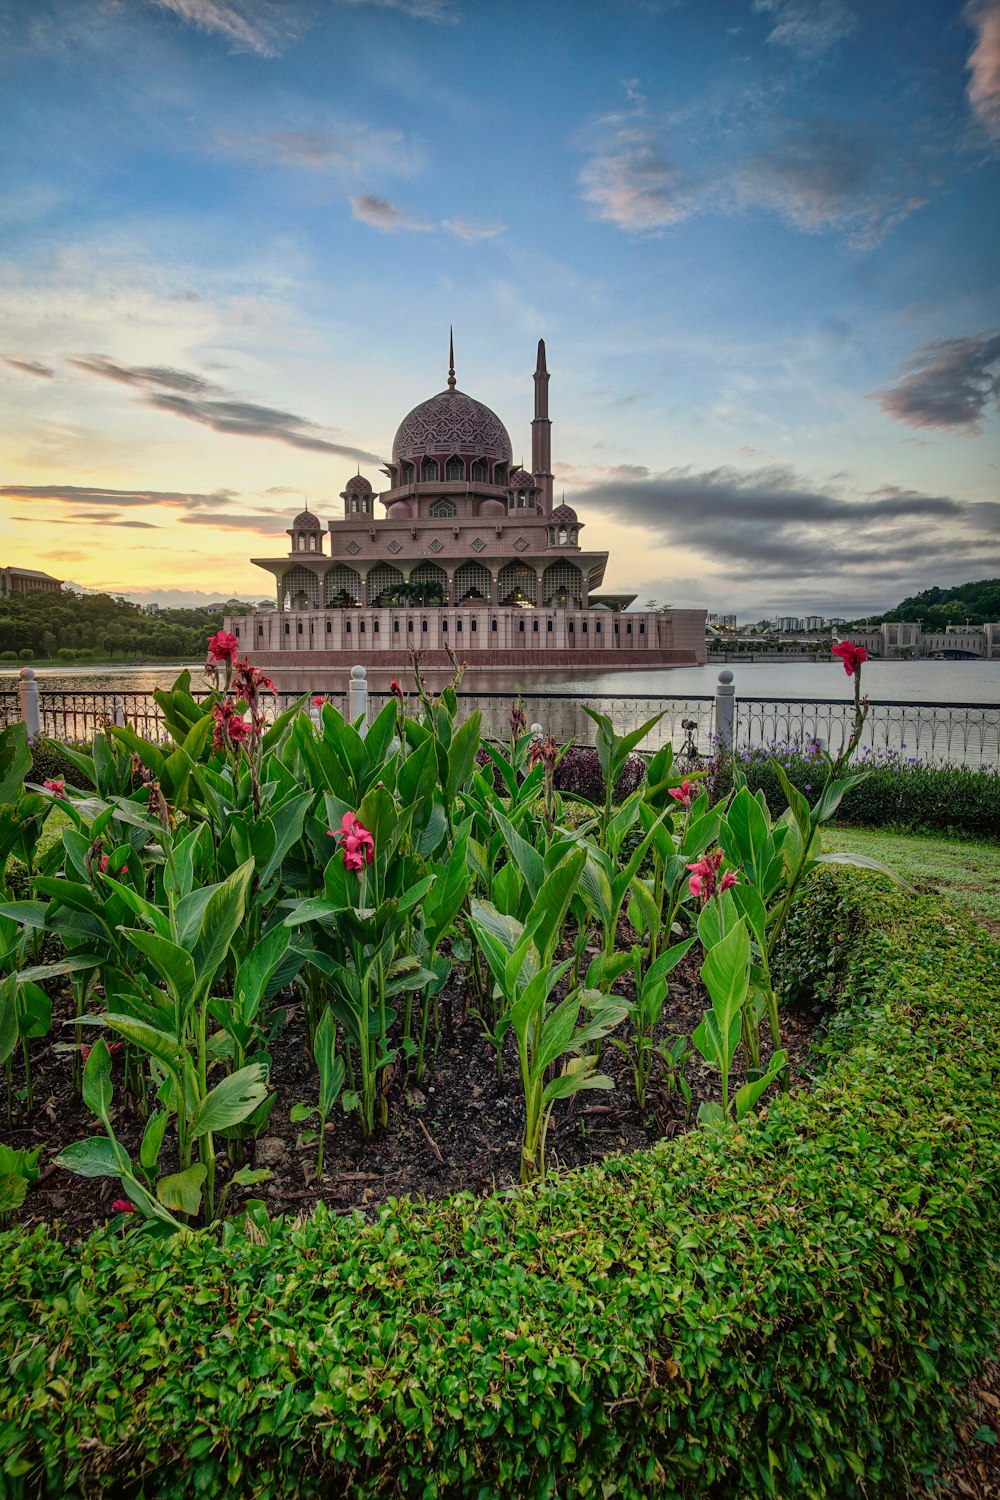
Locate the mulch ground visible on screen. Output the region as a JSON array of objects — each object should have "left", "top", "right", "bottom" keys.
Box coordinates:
[{"left": 10, "top": 946, "right": 818, "bottom": 1234}]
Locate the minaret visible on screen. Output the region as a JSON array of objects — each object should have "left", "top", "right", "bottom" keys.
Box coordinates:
[{"left": 531, "top": 338, "right": 553, "bottom": 513}]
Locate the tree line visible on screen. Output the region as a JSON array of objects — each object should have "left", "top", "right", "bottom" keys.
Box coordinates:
[
  {"left": 857, "top": 577, "right": 1000, "bottom": 631},
  {"left": 0, "top": 589, "right": 225, "bottom": 662}
]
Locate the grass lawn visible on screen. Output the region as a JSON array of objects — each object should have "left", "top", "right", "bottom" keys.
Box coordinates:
[{"left": 828, "top": 824, "right": 1000, "bottom": 928}]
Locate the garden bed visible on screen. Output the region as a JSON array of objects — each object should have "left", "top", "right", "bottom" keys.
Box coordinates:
[
  {"left": 9, "top": 947, "right": 821, "bottom": 1237},
  {"left": 2, "top": 874, "right": 998, "bottom": 1499}
]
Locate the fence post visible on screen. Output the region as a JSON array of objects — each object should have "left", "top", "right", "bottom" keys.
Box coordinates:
[
  {"left": 715, "top": 668, "right": 735, "bottom": 754},
  {"left": 348, "top": 665, "right": 368, "bottom": 733},
  {"left": 18, "top": 666, "right": 40, "bottom": 739},
  {"left": 113, "top": 695, "right": 126, "bottom": 728}
]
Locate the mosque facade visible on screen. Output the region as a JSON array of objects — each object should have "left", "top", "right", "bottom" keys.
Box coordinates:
[{"left": 225, "top": 340, "right": 706, "bottom": 669}]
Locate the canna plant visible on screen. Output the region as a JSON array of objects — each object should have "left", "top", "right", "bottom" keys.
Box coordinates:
[
  {"left": 58, "top": 858, "right": 270, "bottom": 1222},
  {"left": 692, "top": 917, "right": 787, "bottom": 1128},
  {"left": 470, "top": 847, "right": 628, "bottom": 1181},
  {"left": 290, "top": 1006, "right": 345, "bottom": 1182},
  {"left": 286, "top": 789, "right": 437, "bottom": 1138},
  {"left": 611, "top": 936, "right": 696, "bottom": 1111},
  {"left": 579, "top": 704, "right": 666, "bottom": 849}
]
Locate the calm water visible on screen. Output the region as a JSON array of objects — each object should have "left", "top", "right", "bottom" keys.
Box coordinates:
[{"left": 4, "top": 658, "right": 998, "bottom": 704}]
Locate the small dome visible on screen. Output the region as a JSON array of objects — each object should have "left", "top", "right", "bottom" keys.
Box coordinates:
[
  {"left": 386, "top": 499, "right": 412, "bottom": 519},
  {"left": 509, "top": 467, "right": 536, "bottom": 489},
  {"left": 393, "top": 389, "right": 513, "bottom": 465},
  {"left": 551, "top": 503, "right": 578, "bottom": 523},
  {"left": 344, "top": 474, "right": 373, "bottom": 494},
  {"left": 480, "top": 498, "right": 506, "bottom": 517},
  {"left": 292, "top": 509, "right": 321, "bottom": 530}
]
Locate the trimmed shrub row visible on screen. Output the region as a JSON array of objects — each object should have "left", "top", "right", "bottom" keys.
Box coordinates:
[
  {"left": 1, "top": 874, "right": 998, "bottom": 1498},
  {"left": 715, "top": 745, "right": 1000, "bottom": 839}
]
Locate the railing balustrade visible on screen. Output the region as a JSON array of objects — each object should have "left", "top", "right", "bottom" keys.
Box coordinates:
[{"left": 0, "top": 671, "right": 995, "bottom": 768}]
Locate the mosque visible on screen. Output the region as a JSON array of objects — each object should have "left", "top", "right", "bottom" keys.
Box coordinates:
[{"left": 225, "top": 339, "right": 706, "bottom": 669}]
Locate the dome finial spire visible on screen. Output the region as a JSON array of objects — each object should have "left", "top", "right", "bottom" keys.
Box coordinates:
[{"left": 447, "top": 326, "right": 456, "bottom": 390}]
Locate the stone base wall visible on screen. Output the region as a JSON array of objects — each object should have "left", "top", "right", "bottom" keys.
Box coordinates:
[
  {"left": 231, "top": 648, "right": 702, "bottom": 669},
  {"left": 225, "top": 606, "right": 708, "bottom": 667}
]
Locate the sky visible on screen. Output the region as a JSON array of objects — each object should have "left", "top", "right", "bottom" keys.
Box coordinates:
[{"left": 1, "top": 0, "right": 998, "bottom": 620}]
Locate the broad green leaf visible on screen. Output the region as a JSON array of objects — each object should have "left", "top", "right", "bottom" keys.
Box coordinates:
[
  {"left": 53, "top": 1136, "right": 120, "bottom": 1179},
  {"left": 156, "top": 1163, "right": 206, "bottom": 1217},
  {"left": 734, "top": 1052, "right": 787, "bottom": 1121},
  {"left": 189, "top": 1063, "right": 268, "bottom": 1137},
  {"left": 810, "top": 851, "right": 915, "bottom": 890},
  {"left": 82, "top": 1037, "right": 113, "bottom": 1123},
  {"left": 0, "top": 721, "right": 32, "bottom": 806},
  {"left": 190, "top": 860, "right": 254, "bottom": 995},
  {"left": 119, "top": 929, "right": 195, "bottom": 1003}
]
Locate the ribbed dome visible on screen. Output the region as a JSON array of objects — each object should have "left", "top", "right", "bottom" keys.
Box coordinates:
[
  {"left": 392, "top": 389, "right": 512, "bottom": 465},
  {"left": 550, "top": 503, "right": 578, "bottom": 523},
  {"left": 292, "top": 509, "right": 321, "bottom": 529},
  {"left": 344, "top": 474, "right": 373, "bottom": 493},
  {"left": 509, "top": 467, "right": 536, "bottom": 489}
]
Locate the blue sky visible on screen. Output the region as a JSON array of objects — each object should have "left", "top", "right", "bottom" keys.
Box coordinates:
[{"left": 1, "top": 0, "right": 998, "bottom": 617}]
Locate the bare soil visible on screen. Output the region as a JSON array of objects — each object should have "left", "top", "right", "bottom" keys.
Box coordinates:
[{"left": 9, "top": 948, "right": 821, "bottom": 1237}]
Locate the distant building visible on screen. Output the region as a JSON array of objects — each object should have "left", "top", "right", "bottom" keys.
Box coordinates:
[
  {"left": 838, "top": 621, "right": 1000, "bottom": 660},
  {"left": 804, "top": 615, "right": 825, "bottom": 631},
  {"left": 775, "top": 616, "right": 803, "bottom": 632},
  {"left": 227, "top": 338, "right": 706, "bottom": 668},
  {"left": 0, "top": 565, "right": 63, "bottom": 599}
]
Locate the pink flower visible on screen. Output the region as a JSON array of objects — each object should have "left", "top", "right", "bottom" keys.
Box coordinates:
[
  {"left": 686, "top": 850, "right": 735, "bottom": 905},
  {"left": 98, "top": 855, "right": 128, "bottom": 877},
  {"left": 668, "top": 779, "right": 696, "bottom": 810},
  {"left": 207, "top": 630, "right": 239, "bottom": 664},
  {"left": 233, "top": 660, "right": 275, "bottom": 697},
  {"left": 212, "top": 701, "right": 251, "bottom": 751},
  {"left": 832, "top": 641, "right": 868, "bottom": 677},
  {"left": 111, "top": 1199, "right": 135, "bottom": 1214},
  {"left": 43, "top": 778, "right": 65, "bottom": 798},
  {"left": 331, "top": 811, "right": 374, "bottom": 873},
  {"left": 311, "top": 695, "right": 325, "bottom": 708}
]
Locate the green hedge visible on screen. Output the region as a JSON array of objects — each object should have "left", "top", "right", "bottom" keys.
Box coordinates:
[
  {"left": 1, "top": 877, "right": 998, "bottom": 1499},
  {"left": 715, "top": 748, "right": 1000, "bottom": 839}
]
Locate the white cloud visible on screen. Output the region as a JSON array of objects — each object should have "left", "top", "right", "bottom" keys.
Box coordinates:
[
  {"left": 965, "top": 0, "right": 1000, "bottom": 139},
  {"left": 148, "top": 0, "right": 293, "bottom": 55}
]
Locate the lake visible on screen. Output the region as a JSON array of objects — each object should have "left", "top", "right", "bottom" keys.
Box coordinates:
[{"left": 3, "top": 657, "right": 998, "bottom": 703}]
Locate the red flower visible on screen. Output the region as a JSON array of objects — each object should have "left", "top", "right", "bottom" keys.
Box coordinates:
[
  {"left": 98, "top": 855, "right": 128, "bottom": 877},
  {"left": 82, "top": 1041, "right": 121, "bottom": 1063},
  {"left": 390, "top": 679, "right": 402, "bottom": 698},
  {"left": 311, "top": 695, "right": 325, "bottom": 708},
  {"left": 330, "top": 811, "right": 374, "bottom": 873},
  {"left": 43, "top": 778, "right": 65, "bottom": 798},
  {"left": 233, "top": 659, "right": 275, "bottom": 697},
  {"left": 831, "top": 641, "right": 868, "bottom": 677},
  {"left": 668, "top": 779, "right": 696, "bottom": 810},
  {"left": 720, "top": 870, "right": 739, "bottom": 892},
  {"left": 207, "top": 629, "right": 239, "bottom": 664},
  {"left": 111, "top": 1199, "right": 136, "bottom": 1214},
  {"left": 212, "top": 701, "right": 251, "bottom": 751},
  {"left": 686, "top": 850, "right": 732, "bottom": 904}
]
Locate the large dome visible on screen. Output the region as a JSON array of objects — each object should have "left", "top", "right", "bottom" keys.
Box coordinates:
[{"left": 392, "top": 389, "right": 512, "bottom": 465}]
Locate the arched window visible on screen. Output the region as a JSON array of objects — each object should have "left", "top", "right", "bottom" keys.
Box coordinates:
[
  {"left": 429, "top": 499, "right": 457, "bottom": 519},
  {"left": 351, "top": 499, "right": 358, "bottom": 513},
  {"left": 445, "top": 455, "right": 464, "bottom": 481},
  {"left": 518, "top": 618, "right": 525, "bottom": 633},
  {"left": 558, "top": 525, "right": 567, "bottom": 545},
  {"left": 453, "top": 560, "right": 491, "bottom": 603},
  {"left": 365, "top": 563, "right": 404, "bottom": 607},
  {"left": 402, "top": 461, "right": 415, "bottom": 485},
  {"left": 542, "top": 561, "right": 583, "bottom": 608},
  {"left": 257, "top": 625, "right": 263, "bottom": 636},
  {"left": 323, "top": 565, "right": 362, "bottom": 609},
  {"left": 493, "top": 462, "right": 508, "bottom": 485},
  {"left": 284, "top": 566, "right": 320, "bottom": 609},
  {"left": 421, "top": 457, "right": 439, "bottom": 482},
  {"left": 491, "top": 619, "right": 497, "bottom": 632},
  {"left": 471, "top": 459, "right": 488, "bottom": 483},
  {"left": 517, "top": 492, "right": 526, "bottom": 509}
]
